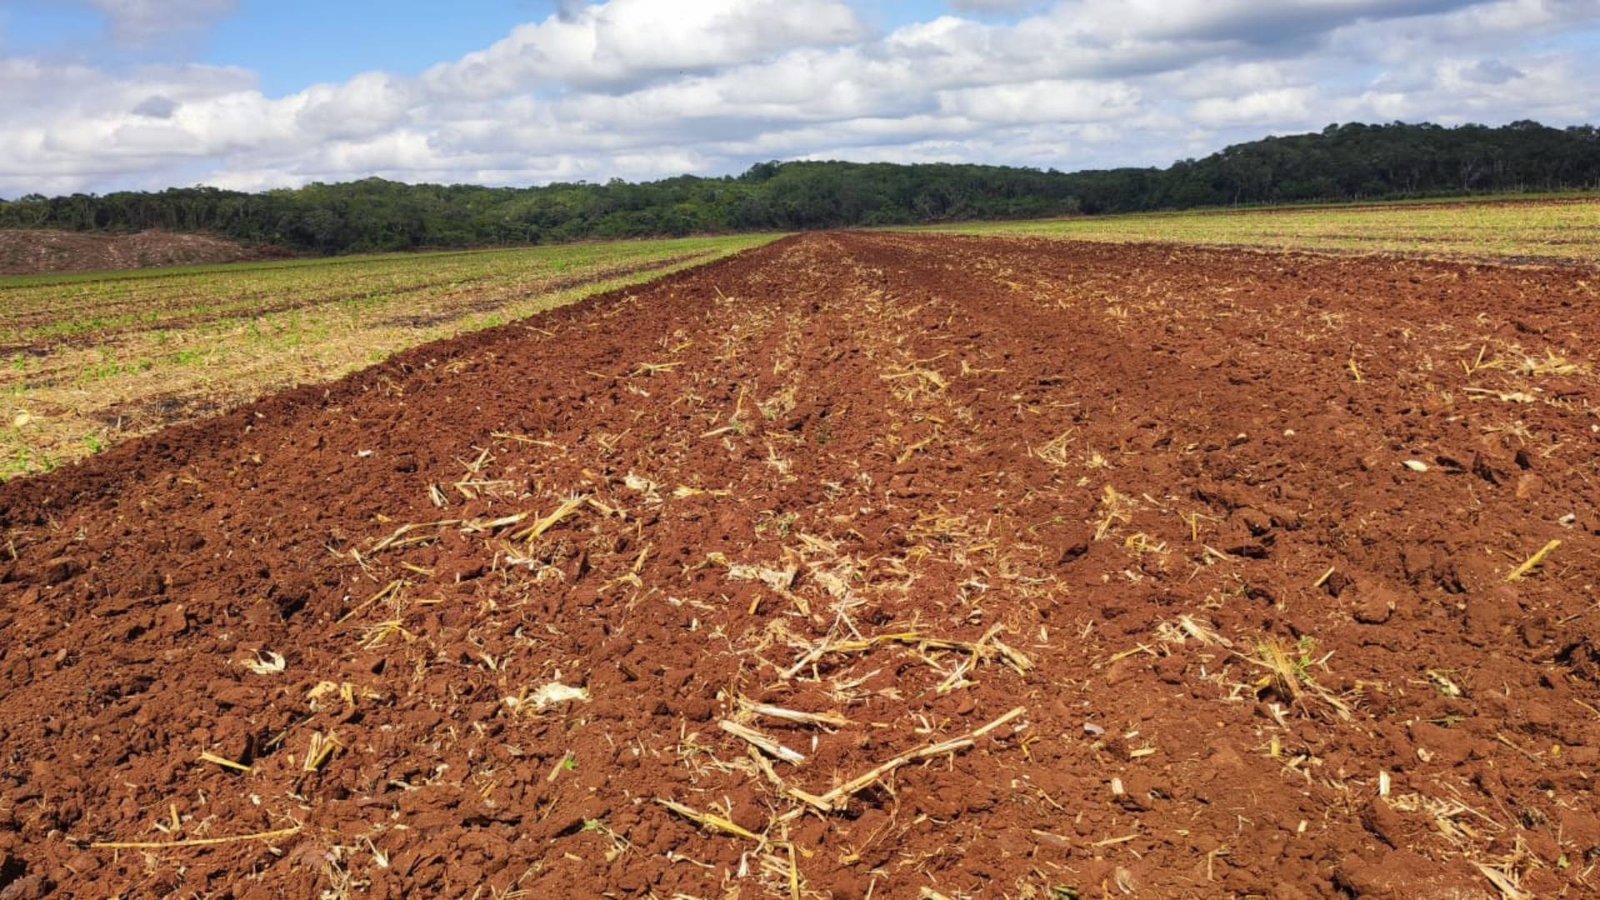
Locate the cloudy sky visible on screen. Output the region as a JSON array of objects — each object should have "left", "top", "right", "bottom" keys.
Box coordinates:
[{"left": 1, "top": 0, "right": 1597, "bottom": 196}]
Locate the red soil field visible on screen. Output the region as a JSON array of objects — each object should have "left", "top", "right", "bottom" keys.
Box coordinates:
[{"left": 1, "top": 233, "right": 1597, "bottom": 898}]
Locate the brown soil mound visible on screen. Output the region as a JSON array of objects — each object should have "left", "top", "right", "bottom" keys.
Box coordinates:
[
  {"left": 0, "top": 229, "right": 283, "bottom": 276},
  {"left": 1, "top": 234, "right": 1598, "bottom": 898}
]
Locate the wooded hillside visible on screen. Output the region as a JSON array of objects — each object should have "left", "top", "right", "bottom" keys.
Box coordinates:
[{"left": 3, "top": 120, "right": 1596, "bottom": 255}]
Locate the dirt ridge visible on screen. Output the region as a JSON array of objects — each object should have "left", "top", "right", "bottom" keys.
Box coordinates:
[{"left": 0, "top": 229, "right": 283, "bottom": 277}]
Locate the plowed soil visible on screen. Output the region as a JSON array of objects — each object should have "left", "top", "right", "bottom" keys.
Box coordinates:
[{"left": 1, "top": 233, "right": 1598, "bottom": 899}]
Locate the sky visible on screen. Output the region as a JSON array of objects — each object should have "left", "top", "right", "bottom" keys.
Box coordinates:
[{"left": 0, "top": 0, "right": 1597, "bottom": 196}]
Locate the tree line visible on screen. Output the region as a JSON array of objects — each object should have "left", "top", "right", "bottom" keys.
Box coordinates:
[{"left": 2, "top": 120, "right": 1597, "bottom": 255}]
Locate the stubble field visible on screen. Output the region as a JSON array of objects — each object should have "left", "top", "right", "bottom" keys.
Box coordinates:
[
  {"left": 0, "top": 207, "right": 1598, "bottom": 899},
  {"left": 930, "top": 194, "right": 1600, "bottom": 263},
  {"left": 0, "top": 235, "right": 774, "bottom": 480}
]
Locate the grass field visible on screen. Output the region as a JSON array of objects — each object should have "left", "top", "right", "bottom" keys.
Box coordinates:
[
  {"left": 0, "top": 235, "right": 776, "bottom": 479},
  {"left": 927, "top": 195, "right": 1600, "bottom": 261}
]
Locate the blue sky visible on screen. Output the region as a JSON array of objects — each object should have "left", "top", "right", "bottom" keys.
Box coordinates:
[
  {"left": 4, "top": 3, "right": 549, "bottom": 91},
  {"left": 2, "top": 0, "right": 956, "bottom": 92},
  {"left": 206, "top": 0, "right": 947, "bottom": 92},
  {"left": 0, "top": 0, "right": 1597, "bottom": 196}
]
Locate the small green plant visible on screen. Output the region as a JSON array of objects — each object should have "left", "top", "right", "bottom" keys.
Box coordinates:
[
  {"left": 1252, "top": 636, "right": 1351, "bottom": 719},
  {"left": 1, "top": 447, "right": 56, "bottom": 481},
  {"left": 1293, "top": 636, "right": 1318, "bottom": 678},
  {"left": 756, "top": 511, "right": 799, "bottom": 538},
  {"left": 581, "top": 818, "right": 631, "bottom": 860}
]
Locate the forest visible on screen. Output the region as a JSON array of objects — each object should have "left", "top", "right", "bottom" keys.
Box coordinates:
[{"left": 2, "top": 120, "right": 1597, "bottom": 255}]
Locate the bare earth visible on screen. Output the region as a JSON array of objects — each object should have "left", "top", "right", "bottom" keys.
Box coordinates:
[
  {"left": 1, "top": 233, "right": 1597, "bottom": 898},
  {"left": 0, "top": 229, "right": 280, "bottom": 276}
]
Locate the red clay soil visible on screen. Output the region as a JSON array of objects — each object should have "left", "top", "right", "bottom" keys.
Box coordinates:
[
  {"left": 2, "top": 233, "right": 1599, "bottom": 899},
  {"left": 0, "top": 229, "right": 283, "bottom": 276}
]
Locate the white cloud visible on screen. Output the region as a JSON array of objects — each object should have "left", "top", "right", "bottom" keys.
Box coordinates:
[
  {"left": 86, "top": 0, "right": 237, "bottom": 45},
  {"left": 295, "top": 73, "right": 418, "bottom": 142},
  {"left": 0, "top": 0, "right": 1597, "bottom": 196},
  {"left": 1191, "top": 87, "right": 1318, "bottom": 126},
  {"left": 422, "top": 0, "right": 866, "bottom": 96},
  {"left": 951, "top": 0, "right": 1038, "bottom": 11},
  {"left": 936, "top": 80, "right": 1143, "bottom": 124},
  {"left": 1345, "top": 53, "right": 1594, "bottom": 123}
]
